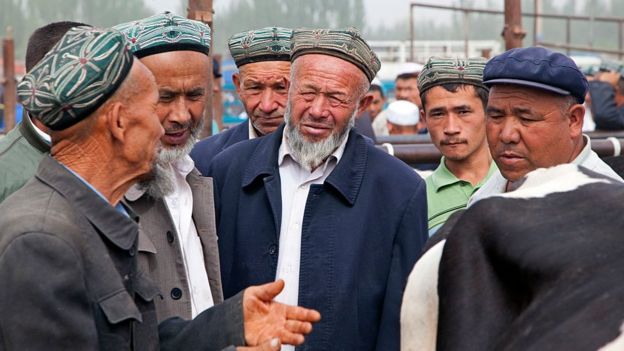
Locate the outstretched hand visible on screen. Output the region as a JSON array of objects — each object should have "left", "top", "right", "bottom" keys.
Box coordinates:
[{"left": 242, "top": 280, "right": 321, "bottom": 346}]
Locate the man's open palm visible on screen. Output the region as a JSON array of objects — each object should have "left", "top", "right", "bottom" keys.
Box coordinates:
[{"left": 243, "top": 280, "right": 321, "bottom": 346}]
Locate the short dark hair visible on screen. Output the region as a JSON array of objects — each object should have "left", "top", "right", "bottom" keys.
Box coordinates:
[
  {"left": 420, "top": 83, "right": 489, "bottom": 110},
  {"left": 368, "top": 84, "right": 384, "bottom": 99},
  {"left": 26, "top": 21, "right": 91, "bottom": 72},
  {"left": 396, "top": 72, "right": 419, "bottom": 81}
]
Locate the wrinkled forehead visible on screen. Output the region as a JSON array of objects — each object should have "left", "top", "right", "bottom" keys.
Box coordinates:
[
  {"left": 140, "top": 51, "right": 211, "bottom": 84},
  {"left": 488, "top": 84, "right": 565, "bottom": 105},
  {"left": 293, "top": 54, "right": 365, "bottom": 78},
  {"left": 239, "top": 60, "right": 291, "bottom": 81}
]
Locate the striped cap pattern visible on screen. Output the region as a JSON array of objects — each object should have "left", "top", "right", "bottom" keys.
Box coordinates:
[
  {"left": 228, "top": 27, "right": 292, "bottom": 67},
  {"left": 17, "top": 26, "right": 134, "bottom": 131},
  {"left": 417, "top": 57, "right": 487, "bottom": 94},
  {"left": 291, "top": 27, "right": 381, "bottom": 82},
  {"left": 115, "top": 12, "right": 211, "bottom": 58}
]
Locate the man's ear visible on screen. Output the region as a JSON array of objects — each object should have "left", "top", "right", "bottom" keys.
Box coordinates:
[
  {"left": 568, "top": 103, "right": 585, "bottom": 138},
  {"left": 105, "top": 101, "right": 126, "bottom": 143},
  {"left": 358, "top": 94, "right": 373, "bottom": 115},
  {"left": 233, "top": 72, "right": 242, "bottom": 96}
]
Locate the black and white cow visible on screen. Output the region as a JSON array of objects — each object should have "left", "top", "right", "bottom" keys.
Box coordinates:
[{"left": 401, "top": 164, "right": 624, "bottom": 351}]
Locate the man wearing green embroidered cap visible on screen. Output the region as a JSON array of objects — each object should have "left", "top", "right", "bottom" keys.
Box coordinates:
[
  {"left": 0, "top": 26, "right": 319, "bottom": 351},
  {"left": 0, "top": 21, "right": 90, "bottom": 203},
  {"left": 417, "top": 57, "right": 496, "bottom": 235},
  {"left": 115, "top": 11, "right": 223, "bottom": 323},
  {"left": 192, "top": 26, "right": 293, "bottom": 174},
  {"left": 208, "top": 27, "right": 428, "bottom": 351}
]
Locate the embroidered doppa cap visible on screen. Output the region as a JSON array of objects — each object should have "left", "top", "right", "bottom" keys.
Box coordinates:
[
  {"left": 386, "top": 100, "right": 420, "bottom": 126},
  {"left": 115, "top": 12, "right": 211, "bottom": 58},
  {"left": 291, "top": 27, "right": 381, "bottom": 82},
  {"left": 228, "top": 27, "right": 292, "bottom": 67},
  {"left": 17, "top": 26, "right": 134, "bottom": 131},
  {"left": 418, "top": 57, "right": 487, "bottom": 94},
  {"left": 483, "top": 47, "right": 588, "bottom": 103}
]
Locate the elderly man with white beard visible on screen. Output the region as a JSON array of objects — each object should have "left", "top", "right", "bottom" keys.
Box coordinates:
[
  {"left": 207, "top": 28, "right": 428, "bottom": 350},
  {"left": 115, "top": 13, "right": 223, "bottom": 322}
]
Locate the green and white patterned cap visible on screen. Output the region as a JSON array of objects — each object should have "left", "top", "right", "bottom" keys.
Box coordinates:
[
  {"left": 17, "top": 26, "right": 134, "bottom": 131},
  {"left": 418, "top": 57, "right": 488, "bottom": 95},
  {"left": 114, "top": 12, "right": 211, "bottom": 58},
  {"left": 228, "top": 27, "right": 292, "bottom": 67},
  {"left": 291, "top": 27, "right": 381, "bottom": 82}
]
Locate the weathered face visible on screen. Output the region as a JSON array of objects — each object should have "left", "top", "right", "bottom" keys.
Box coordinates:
[
  {"left": 395, "top": 77, "right": 421, "bottom": 107},
  {"left": 140, "top": 51, "right": 210, "bottom": 150},
  {"left": 366, "top": 90, "right": 384, "bottom": 119},
  {"left": 234, "top": 61, "right": 290, "bottom": 136},
  {"left": 287, "top": 54, "right": 368, "bottom": 143},
  {"left": 486, "top": 85, "right": 583, "bottom": 182},
  {"left": 423, "top": 85, "right": 488, "bottom": 162},
  {"left": 122, "top": 62, "right": 163, "bottom": 175}
]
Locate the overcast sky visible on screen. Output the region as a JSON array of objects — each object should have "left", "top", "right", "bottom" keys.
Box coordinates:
[
  {"left": 143, "top": 0, "right": 572, "bottom": 29},
  {"left": 144, "top": 0, "right": 473, "bottom": 28}
]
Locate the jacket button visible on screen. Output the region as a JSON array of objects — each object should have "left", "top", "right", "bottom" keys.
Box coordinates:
[
  {"left": 268, "top": 244, "right": 278, "bottom": 256},
  {"left": 129, "top": 243, "right": 136, "bottom": 256},
  {"left": 166, "top": 231, "right": 174, "bottom": 244},
  {"left": 171, "top": 287, "right": 182, "bottom": 300}
]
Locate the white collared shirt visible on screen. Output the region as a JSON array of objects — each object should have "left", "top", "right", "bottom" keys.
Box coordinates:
[
  {"left": 248, "top": 120, "right": 259, "bottom": 140},
  {"left": 127, "top": 155, "right": 213, "bottom": 318},
  {"left": 275, "top": 129, "right": 349, "bottom": 351},
  {"left": 163, "top": 155, "right": 214, "bottom": 317}
]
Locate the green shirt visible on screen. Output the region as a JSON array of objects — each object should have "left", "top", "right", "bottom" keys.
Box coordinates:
[
  {"left": 0, "top": 117, "right": 50, "bottom": 203},
  {"left": 425, "top": 157, "right": 497, "bottom": 234}
]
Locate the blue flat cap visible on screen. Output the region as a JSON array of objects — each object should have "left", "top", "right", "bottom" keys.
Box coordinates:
[{"left": 483, "top": 47, "right": 588, "bottom": 103}]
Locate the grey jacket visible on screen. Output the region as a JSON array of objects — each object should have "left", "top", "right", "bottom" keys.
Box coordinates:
[
  {"left": 0, "top": 156, "right": 244, "bottom": 350},
  {"left": 126, "top": 169, "right": 224, "bottom": 321}
]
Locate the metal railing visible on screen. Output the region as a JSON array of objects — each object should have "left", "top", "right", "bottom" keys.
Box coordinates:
[
  {"left": 409, "top": 2, "right": 624, "bottom": 59},
  {"left": 377, "top": 138, "right": 624, "bottom": 165}
]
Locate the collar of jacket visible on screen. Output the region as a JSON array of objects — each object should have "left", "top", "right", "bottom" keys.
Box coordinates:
[
  {"left": 20, "top": 112, "right": 51, "bottom": 153},
  {"left": 35, "top": 155, "right": 139, "bottom": 250},
  {"left": 241, "top": 123, "right": 367, "bottom": 206}
]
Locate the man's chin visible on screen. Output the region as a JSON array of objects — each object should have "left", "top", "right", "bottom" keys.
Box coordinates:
[{"left": 253, "top": 120, "right": 284, "bottom": 135}]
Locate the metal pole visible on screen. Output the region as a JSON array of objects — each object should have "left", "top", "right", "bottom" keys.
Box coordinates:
[
  {"left": 589, "top": 0, "right": 595, "bottom": 48},
  {"left": 502, "top": 0, "right": 526, "bottom": 50},
  {"left": 566, "top": 18, "right": 571, "bottom": 55},
  {"left": 3, "top": 27, "right": 16, "bottom": 133},
  {"left": 464, "top": 9, "right": 470, "bottom": 57},
  {"left": 188, "top": 0, "right": 214, "bottom": 137},
  {"left": 620, "top": 21, "right": 623, "bottom": 60},
  {"left": 533, "top": 0, "right": 541, "bottom": 45},
  {"left": 409, "top": 4, "right": 414, "bottom": 62}
]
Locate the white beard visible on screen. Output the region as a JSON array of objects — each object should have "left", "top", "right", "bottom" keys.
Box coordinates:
[
  {"left": 284, "top": 103, "right": 357, "bottom": 172},
  {"left": 137, "top": 120, "right": 203, "bottom": 199}
]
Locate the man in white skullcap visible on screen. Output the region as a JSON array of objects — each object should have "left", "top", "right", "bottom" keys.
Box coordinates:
[{"left": 386, "top": 100, "right": 423, "bottom": 135}]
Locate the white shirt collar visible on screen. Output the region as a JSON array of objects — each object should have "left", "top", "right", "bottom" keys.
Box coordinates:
[
  {"left": 248, "top": 120, "right": 259, "bottom": 140},
  {"left": 571, "top": 134, "right": 592, "bottom": 166}
]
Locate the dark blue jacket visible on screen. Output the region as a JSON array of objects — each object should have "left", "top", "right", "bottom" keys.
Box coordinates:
[
  {"left": 589, "top": 81, "right": 624, "bottom": 130},
  {"left": 191, "top": 121, "right": 249, "bottom": 175},
  {"left": 207, "top": 125, "right": 428, "bottom": 350}
]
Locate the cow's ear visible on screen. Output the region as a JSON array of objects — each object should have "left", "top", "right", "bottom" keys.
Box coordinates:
[{"left": 567, "top": 103, "right": 585, "bottom": 138}]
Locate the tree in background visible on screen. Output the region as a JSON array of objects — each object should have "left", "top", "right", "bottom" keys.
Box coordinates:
[
  {"left": 213, "top": 0, "right": 365, "bottom": 55},
  {"left": 0, "top": 0, "right": 152, "bottom": 61}
]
